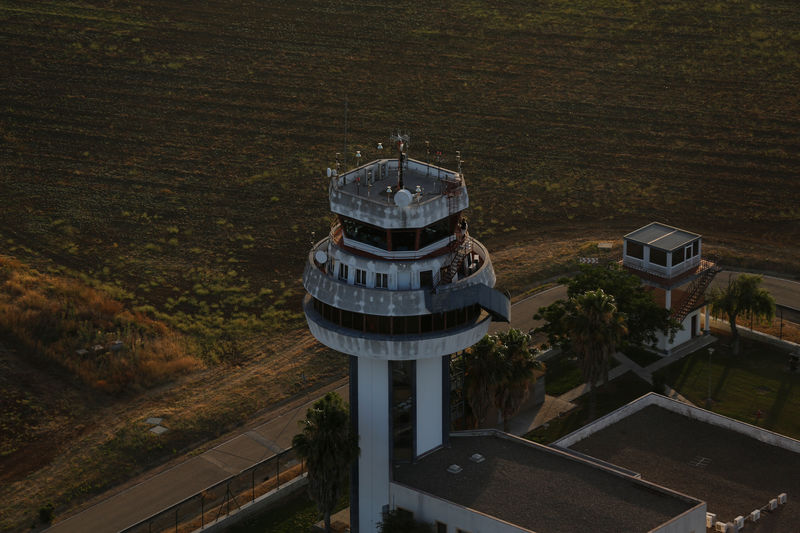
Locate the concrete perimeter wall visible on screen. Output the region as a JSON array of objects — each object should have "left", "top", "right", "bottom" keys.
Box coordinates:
[{"left": 555, "top": 393, "right": 800, "bottom": 454}]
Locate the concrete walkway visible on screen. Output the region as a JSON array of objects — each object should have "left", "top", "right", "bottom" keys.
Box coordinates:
[{"left": 505, "top": 334, "right": 716, "bottom": 437}]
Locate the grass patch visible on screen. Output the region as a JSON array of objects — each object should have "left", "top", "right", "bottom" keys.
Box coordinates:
[
  {"left": 653, "top": 330, "right": 800, "bottom": 440},
  {"left": 526, "top": 372, "right": 653, "bottom": 445},
  {"left": 543, "top": 354, "right": 584, "bottom": 396},
  {"left": 621, "top": 345, "right": 662, "bottom": 368}
]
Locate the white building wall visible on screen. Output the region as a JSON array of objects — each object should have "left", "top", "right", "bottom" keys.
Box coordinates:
[
  {"left": 358, "top": 357, "right": 390, "bottom": 532},
  {"left": 653, "top": 310, "right": 699, "bottom": 353},
  {"left": 651, "top": 505, "right": 707, "bottom": 533},
  {"left": 415, "top": 357, "right": 443, "bottom": 456},
  {"left": 390, "top": 483, "right": 531, "bottom": 533}
]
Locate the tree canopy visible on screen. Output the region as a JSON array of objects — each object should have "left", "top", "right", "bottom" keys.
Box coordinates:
[
  {"left": 463, "top": 329, "right": 542, "bottom": 431},
  {"left": 534, "top": 264, "right": 679, "bottom": 350},
  {"left": 563, "top": 289, "right": 628, "bottom": 419},
  {"left": 292, "top": 392, "right": 359, "bottom": 533},
  {"left": 709, "top": 273, "right": 775, "bottom": 355}
]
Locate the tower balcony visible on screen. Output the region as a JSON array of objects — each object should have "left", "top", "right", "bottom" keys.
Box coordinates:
[
  {"left": 303, "top": 236, "right": 501, "bottom": 318},
  {"left": 303, "top": 294, "right": 491, "bottom": 360}
]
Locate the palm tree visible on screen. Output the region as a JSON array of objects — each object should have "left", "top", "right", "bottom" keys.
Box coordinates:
[
  {"left": 292, "top": 392, "right": 359, "bottom": 533},
  {"left": 493, "top": 329, "right": 542, "bottom": 432},
  {"left": 709, "top": 273, "right": 775, "bottom": 355},
  {"left": 563, "top": 289, "right": 628, "bottom": 420},
  {"left": 462, "top": 335, "right": 500, "bottom": 428}
]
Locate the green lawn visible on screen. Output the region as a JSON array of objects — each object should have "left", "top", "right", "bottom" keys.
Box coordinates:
[
  {"left": 543, "top": 355, "right": 585, "bottom": 396},
  {"left": 654, "top": 333, "right": 800, "bottom": 440},
  {"left": 621, "top": 345, "right": 662, "bottom": 369},
  {"left": 526, "top": 371, "right": 654, "bottom": 444}
]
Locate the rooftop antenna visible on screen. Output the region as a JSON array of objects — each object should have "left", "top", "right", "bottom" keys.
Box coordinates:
[
  {"left": 343, "top": 98, "right": 348, "bottom": 169},
  {"left": 390, "top": 132, "right": 410, "bottom": 190}
]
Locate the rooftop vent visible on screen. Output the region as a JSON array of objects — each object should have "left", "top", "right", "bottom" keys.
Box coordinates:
[
  {"left": 769, "top": 498, "right": 778, "bottom": 510},
  {"left": 469, "top": 453, "right": 485, "bottom": 464},
  {"left": 778, "top": 493, "right": 787, "bottom": 505},
  {"left": 446, "top": 464, "right": 462, "bottom": 474},
  {"left": 714, "top": 521, "right": 732, "bottom": 532},
  {"left": 706, "top": 513, "right": 717, "bottom": 528},
  {"left": 733, "top": 516, "right": 744, "bottom": 530},
  {"left": 750, "top": 510, "right": 760, "bottom": 522}
]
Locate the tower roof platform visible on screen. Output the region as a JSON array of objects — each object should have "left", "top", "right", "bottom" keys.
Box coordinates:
[
  {"left": 393, "top": 431, "right": 702, "bottom": 533},
  {"left": 624, "top": 222, "right": 700, "bottom": 252},
  {"left": 329, "top": 158, "right": 468, "bottom": 229}
]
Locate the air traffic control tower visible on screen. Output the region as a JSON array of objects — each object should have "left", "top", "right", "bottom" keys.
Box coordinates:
[{"left": 302, "top": 137, "right": 510, "bottom": 531}]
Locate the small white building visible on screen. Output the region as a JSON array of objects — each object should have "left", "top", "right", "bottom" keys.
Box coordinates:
[{"left": 622, "top": 222, "right": 720, "bottom": 354}]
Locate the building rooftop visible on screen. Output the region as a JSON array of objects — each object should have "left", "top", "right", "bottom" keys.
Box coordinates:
[
  {"left": 393, "top": 432, "right": 700, "bottom": 533},
  {"left": 567, "top": 403, "right": 800, "bottom": 532},
  {"left": 624, "top": 222, "right": 700, "bottom": 252},
  {"left": 329, "top": 158, "right": 468, "bottom": 229}
]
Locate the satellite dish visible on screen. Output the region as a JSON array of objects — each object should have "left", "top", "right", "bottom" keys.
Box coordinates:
[
  {"left": 394, "top": 189, "right": 413, "bottom": 207},
  {"left": 326, "top": 168, "right": 332, "bottom": 178},
  {"left": 315, "top": 250, "right": 328, "bottom": 264}
]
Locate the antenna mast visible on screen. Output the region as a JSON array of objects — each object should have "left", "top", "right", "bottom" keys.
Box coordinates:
[
  {"left": 343, "top": 98, "right": 348, "bottom": 169},
  {"left": 390, "top": 132, "right": 410, "bottom": 190}
]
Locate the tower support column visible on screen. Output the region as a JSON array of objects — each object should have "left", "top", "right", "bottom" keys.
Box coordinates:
[
  {"left": 416, "top": 357, "right": 444, "bottom": 456},
  {"left": 356, "top": 357, "right": 390, "bottom": 532}
]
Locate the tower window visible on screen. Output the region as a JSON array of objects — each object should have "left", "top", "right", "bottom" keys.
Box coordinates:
[
  {"left": 375, "top": 272, "right": 389, "bottom": 289},
  {"left": 338, "top": 263, "right": 349, "bottom": 281},
  {"left": 391, "top": 230, "right": 417, "bottom": 251},
  {"left": 355, "top": 268, "right": 367, "bottom": 286}
]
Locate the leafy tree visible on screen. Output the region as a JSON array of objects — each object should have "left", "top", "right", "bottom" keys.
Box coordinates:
[
  {"left": 292, "top": 392, "right": 359, "bottom": 533},
  {"left": 463, "top": 335, "right": 501, "bottom": 428},
  {"left": 377, "top": 509, "right": 433, "bottom": 533},
  {"left": 463, "top": 330, "right": 541, "bottom": 431},
  {"left": 709, "top": 273, "right": 775, "bottom": 355},
  {"left": 563, "top": 289, "right": 628, "bottom": 420},
  {"left": 493, "top": 329, "right": 542, "bottom": 432},
  {"left": 534, "top": 264, "right": 679, "bottom": 350}
]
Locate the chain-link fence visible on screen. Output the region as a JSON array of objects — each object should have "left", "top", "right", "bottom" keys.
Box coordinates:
[{"left": 119, "top": 447, "right": 304, "bottom": 533}]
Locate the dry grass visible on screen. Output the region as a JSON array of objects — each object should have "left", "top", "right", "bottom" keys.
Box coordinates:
[{"left": 0, "top": 255, "right": 199, "bottom": 394}]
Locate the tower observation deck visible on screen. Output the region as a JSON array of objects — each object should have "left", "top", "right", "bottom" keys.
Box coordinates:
[{"left": 302, "top": 139, "right": 510, "bottom": 531}]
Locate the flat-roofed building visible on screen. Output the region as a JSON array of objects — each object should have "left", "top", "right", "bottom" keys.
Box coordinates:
[
  {"left": 557, "top": 393, "right": 800, "bottom": 532},
  {"left": 393, "top": 431, "right": 706, "bottom": 533}
]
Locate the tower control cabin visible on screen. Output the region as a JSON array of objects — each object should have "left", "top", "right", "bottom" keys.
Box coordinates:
[
  {"left": 302, "top": 139, "right": 510, "bottom": 531},
  {"left": 622, "top": 222, "right": 721, "bottom": 353}
]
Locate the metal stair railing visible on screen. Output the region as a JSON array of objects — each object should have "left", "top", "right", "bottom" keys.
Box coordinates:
[{"left": 671, "top": 259, "right": 722, "bottom": 321}]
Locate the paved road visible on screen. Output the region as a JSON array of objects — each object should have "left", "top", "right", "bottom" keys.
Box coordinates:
[{"left": 47, "top": 271, "right": 799, "bottom": 533}]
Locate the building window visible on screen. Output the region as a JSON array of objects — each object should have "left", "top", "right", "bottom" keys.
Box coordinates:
[
  {"left": 341, "top": 217, "right": 389, "bottom": 250},
  {"left": 391, "top": 230, "right": 417, "bottom": 251},
  {"left": 650, "top": 248, "right": 667, "bottom": 267},
  {"left": 693, "top": 240, "right": 699, "bottom": 256},
  {"left": 419, "top": 217, "right": 452, "bottom": 248},
  {"left": 672, "top": 247, "right": 684, "bottom": 265},
  {"left": 436, "top": 521, "right": 447, "bottom": 533},
  {"left": 626, "top": 241, "right": 644, "bottom": 259},
  {"left": 375, "top": 272, "right": 388, "bottom": 289},
  {"left": 338, "top": 263, "right": 349, "bottom": 281},
  {"left": 355, "top": 268, "right": 367, "bottom": 286}
]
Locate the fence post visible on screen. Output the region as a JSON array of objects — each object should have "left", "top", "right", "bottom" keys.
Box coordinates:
[
  {"left": 201, "top": 493, "right": 204, "bottom": 528},
  {"left": 276, "top": 453, "right": 281, "bottom": 489},
  {"left": 252, "top": 468, "right": 255, "bottom": 502},
  {"left": 175, "top": 506, "right": 178, "bottom": 533}
]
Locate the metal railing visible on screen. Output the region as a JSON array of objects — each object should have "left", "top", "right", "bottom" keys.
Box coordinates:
[{"left": 118, "top": 447, "right": 304, "bottom": 533}]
